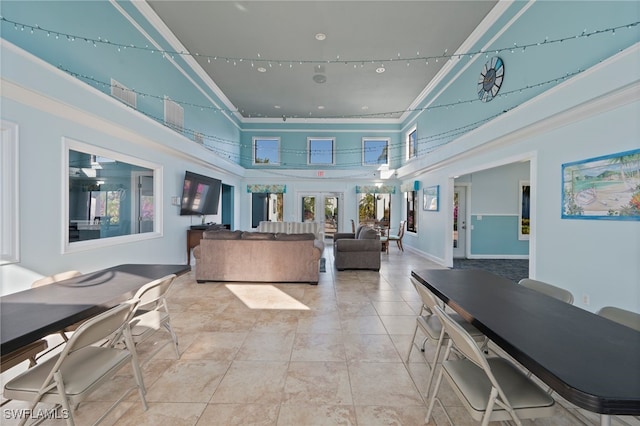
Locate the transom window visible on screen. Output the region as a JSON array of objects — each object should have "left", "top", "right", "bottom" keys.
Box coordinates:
[
  {"left": 362, "top": 138, "right": 389, "bottom": 166},
  {"left": 308, "top": 137, "right": 335, "bottom": 165},
  {"left": 407, "top": 126, "right": 417, "bottom": 160},
  {"left": 253, "top": 137, "right": 280, "bottom": 165}
]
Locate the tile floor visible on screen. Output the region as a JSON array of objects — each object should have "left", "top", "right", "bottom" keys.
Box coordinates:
[{"left": 1, "top": 245, "right": 636, "bottom": 425}]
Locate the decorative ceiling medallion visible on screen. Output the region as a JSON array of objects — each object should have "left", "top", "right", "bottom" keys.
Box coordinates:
[{"left": 478, "top": 56, "right": 504, "bottom": 102}]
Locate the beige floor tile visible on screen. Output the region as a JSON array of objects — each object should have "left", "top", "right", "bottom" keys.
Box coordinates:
[
  {"left": 343, "top": 334, "right": 402, "bottom": 363},
  {"left": 180, "top": 331, "right": 248, "bottom": 361},
  {"left": 291, "top": 333, "right": 346, "bottom": 362},
  {"left": 340, "top": 315, "right": 388, "bottom": 334},
  {"left": 283, "top": 361, "right": 352, "bottom": 405},
  {"left": 144, "top": 359, "right": 230, "bottom": 403},
  {"left": 197, "top": 403, "right": 280, "bottom": 425},
  {"left": 252, "top": 310, "right": 301, "bottom": 333},
  {"left": 235, "top": 331, "right": 295, "bottom": 361},
  {"left": 378, "top": 315, "right": 419, "bottom": 335},
  {"left": 276, "top": 404, "right": 357, "bottom": 426},
  {"left": 116, "top": 402, "right": 206, "bottom": 425},
  {"left": 354, "top": 405, "right": 432, "bottom": 426},
  {"left": 210, "top": 361, "right": 288, "bottom": 404},
  {"left": 296, "top": 312, "right": 343, "bottom": 334},
  {"left": 371, "top": 300, "right": 416, "bottom": 315},
  {"left": 348, "top": 362, "right": 424, "bottom": 407}
]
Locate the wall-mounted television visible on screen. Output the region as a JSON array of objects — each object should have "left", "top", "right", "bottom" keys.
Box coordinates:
[{"left": 179, "top": 171, "right": 222, "bottom": 216}]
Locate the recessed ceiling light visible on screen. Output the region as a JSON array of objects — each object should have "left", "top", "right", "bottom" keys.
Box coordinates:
[
  {"left": 274, "top": 105, "right": 281, "bottom": 109},
  {"left": 257, "top": 67, "right": 267, "bottom": 73},
  {"left": 315, "top": 33, "right": 326, "bottom": 41},
  {"left": 317, "top": 105, "right": 325, "bottom": 110},
  {"left": 376, "top": 67, "right": 385, "bottom": 74}
]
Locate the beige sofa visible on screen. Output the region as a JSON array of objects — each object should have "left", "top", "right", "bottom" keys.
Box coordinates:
[{"left": 193, "top": 230, "right": 322, "bottom": 284}]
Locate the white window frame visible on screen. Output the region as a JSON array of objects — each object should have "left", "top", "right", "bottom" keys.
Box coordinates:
[
  {"left": 1, "top": 120, "right": 19, "bottom": 264},
  {"left": 406, "top": 125, "right": 417, "bottom": 160},
  {"left": 307, "top": 137, "right": 335, "bottom": 165},
  {"left": 252, "top": 137, "right": 281, "bottom": 166},
  {"left": 362, "top": 137, "right": 390, "bottom": 166},
  {"left": 63, "top": 138, "right": 164, "bottom": 254}
]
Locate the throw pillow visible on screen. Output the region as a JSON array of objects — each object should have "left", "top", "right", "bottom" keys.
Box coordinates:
[
  {"left": 358, "top": 228, "right": 379, "bottom": 240},
  {"left": 241, "top": 232, "right": 276, "bottom": 240},
  {"left": 275, "top": 233, "right": 315, "bottom": 241},
  {"left": 203, "top": 230, "right": 243, "bottom": 240}
]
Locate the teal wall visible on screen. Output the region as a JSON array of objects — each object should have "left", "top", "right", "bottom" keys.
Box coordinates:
[{"left": 470, "top": 215, "right": 529, "bottom": 256}]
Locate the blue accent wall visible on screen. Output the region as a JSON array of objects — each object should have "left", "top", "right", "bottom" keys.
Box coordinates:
[{"left": 470, "top": 215, "right": 529, "bottom": 256}]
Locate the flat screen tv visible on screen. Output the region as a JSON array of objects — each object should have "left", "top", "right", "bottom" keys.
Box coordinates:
[{"left": 179, "top": 171, "right": 222, "bottom": 216}]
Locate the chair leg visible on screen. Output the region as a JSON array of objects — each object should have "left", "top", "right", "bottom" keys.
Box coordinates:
[
  {"left": 406, "top": 323, "right": 419, "bottom": 363},
  {"left": 425, "top": 366, "right": 445, "bottom": 424},
  {"left": 164, "top": 322, "right": 180, "bottom": 359}
]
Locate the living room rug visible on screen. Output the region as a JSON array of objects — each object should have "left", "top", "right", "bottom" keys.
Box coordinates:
[{"left": 319, "top": 257, "right": 326, "bottom": 272}]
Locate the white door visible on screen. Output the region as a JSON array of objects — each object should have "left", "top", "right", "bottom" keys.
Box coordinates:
[
  {"left": 453, "top": 186, "right": 467, "bottom": 258},
  {"left": 300, "top": 192, "right": 342, "bottom": 239}
]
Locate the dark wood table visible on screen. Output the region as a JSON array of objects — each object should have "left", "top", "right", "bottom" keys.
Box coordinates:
[
  {"left": 1, "top": 264, "right": 190, "bottom": 356},
  {"left": 411, "top": 268, "right": 640, "bottom": 426}
]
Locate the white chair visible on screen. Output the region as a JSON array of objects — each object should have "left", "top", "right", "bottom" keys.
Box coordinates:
[
  {"left": 426, "top": 305, "right": 555, "bottom": 426},
  {"left": 128, "top": 274, "right": 180, "bottom": 362},
  {"left": 3, "top": 301, "right": 148, "bottom": 426},
  {"left": 406, "top": 277, "right": 487, "bottom": 395},
  {"left": 597, "top": 306, "right": 640, "bottom": 332},
  {"left": 387, "top": 220, "right": 406, "bottom": 251},
  {"left": 518, "top": 278, "right": 574, "bottom": 304}
]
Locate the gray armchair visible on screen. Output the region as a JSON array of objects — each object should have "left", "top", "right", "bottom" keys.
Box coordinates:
[{"left": 334, "top": 227, "right": 381, "bottom": 271}]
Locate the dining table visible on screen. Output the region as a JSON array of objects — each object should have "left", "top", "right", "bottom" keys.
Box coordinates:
[
  {"left": 1, "top": 263, "right": 191, "bottom": 356},
  {"left": 411, "top": 268, "right": 640, "bottom": 426}
]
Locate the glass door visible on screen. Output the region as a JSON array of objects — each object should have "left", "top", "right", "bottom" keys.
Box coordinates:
[{"left": 300, "top": 192, "right": 342, "bottom": 239}]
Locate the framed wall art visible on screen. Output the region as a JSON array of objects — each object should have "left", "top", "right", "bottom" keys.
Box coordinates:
[
  {"left": 562, "top": 148, "right": 640, "bottom": 221},
  {"left": 423, "top": 185, "right": 439, "bottom": 211}
]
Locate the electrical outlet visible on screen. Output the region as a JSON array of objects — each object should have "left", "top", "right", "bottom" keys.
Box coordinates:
[{"left": 582, "top": 294, "right": 590, "bottom": 306}]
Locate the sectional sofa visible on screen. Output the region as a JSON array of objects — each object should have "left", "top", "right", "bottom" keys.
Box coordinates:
[{"left": 193, "top": 229, "right": 323, "bottom": 284}]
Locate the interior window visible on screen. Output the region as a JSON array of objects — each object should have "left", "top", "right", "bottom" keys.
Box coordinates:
[{"left": 65, "top": 139, "right": 162, "bottom": 251}]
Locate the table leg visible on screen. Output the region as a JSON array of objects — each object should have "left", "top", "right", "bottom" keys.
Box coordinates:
[{"left": 600, "top": 414, "right": 611, "bottom": 426}]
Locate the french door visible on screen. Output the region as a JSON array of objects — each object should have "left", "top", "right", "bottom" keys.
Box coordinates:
[{"left": 300, "top": 192, "right": 343, "bottom": 239}]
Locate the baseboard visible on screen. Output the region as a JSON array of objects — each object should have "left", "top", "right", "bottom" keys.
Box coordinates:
[{"left": 466, "top": 254, "right": 529, "bottom": 260}]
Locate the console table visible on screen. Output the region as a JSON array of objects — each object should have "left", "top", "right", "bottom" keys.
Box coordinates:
[
  {"left": 187, "top": 229, "right": 205, "bottom": 263},
  {"left": 187, "top": 225, "right": 230, "bottom": 262}
]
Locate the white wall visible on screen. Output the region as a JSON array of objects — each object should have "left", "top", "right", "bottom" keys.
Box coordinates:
[
  {"left": 403, "top": 45, "right": 640, "bottom": 313},
  {"left": 0, "top": 42, "right": 244, "bottom": 292}
]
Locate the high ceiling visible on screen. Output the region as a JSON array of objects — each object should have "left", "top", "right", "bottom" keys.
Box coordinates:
[{"left": 146, "top": 1, "right": 498, "bottom": 120}]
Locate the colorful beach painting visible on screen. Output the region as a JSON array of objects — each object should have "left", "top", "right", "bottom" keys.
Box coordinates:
[{"left": 562, "top": 149, "right": 640, "bottom": 220}]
